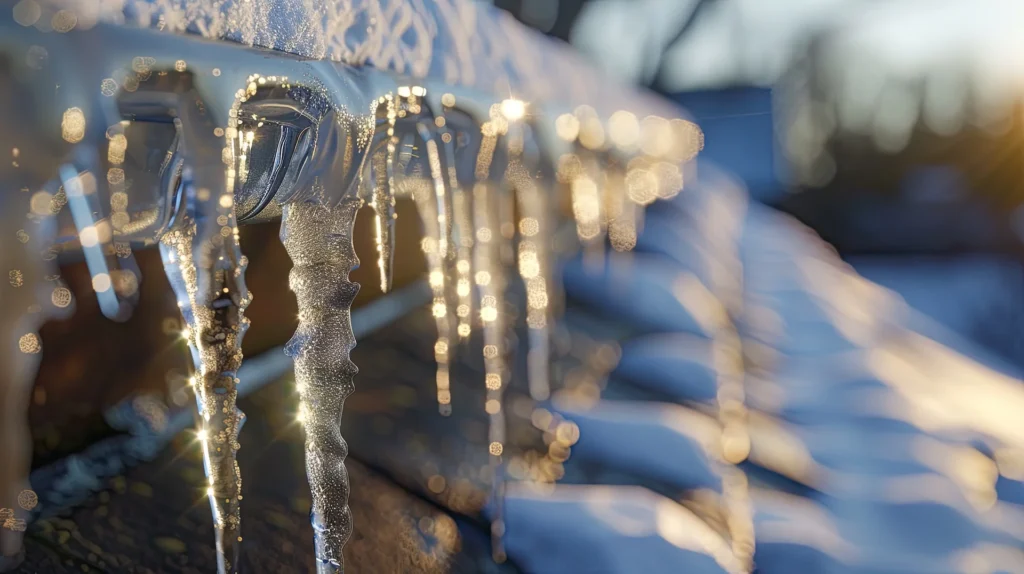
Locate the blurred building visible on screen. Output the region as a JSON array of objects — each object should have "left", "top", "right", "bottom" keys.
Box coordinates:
[{"left": 492, "top": 0, "right": 1024, "bottom": 368}]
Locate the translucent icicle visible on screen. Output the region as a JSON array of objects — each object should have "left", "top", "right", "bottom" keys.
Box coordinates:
[
  {"left": 438, "top": 125, "right": 475, "bottom": 341},
  {"left": 421, "top": 124, "right": 459, "bottom": 319},
  {"left": 508, "top": 157, "right": 553, "bottom": 402},
  {"left": 414, "top": 108, "right": 458, "bottom": 288},
  {"left": 468, "top": 125, "right": 509, "bottom": 497},
  {"left": 606, "top": 164, "right": 639, "bottom": 252},
  {"left": 496, "top": 180, "right": 517, "bottom": 270},
  {"left": 280, "top": 199, "right": 361, "bottom": 574},
  {"left": 162, "top": 106, "right": 251, "bottom": 573},
  {"left": 498, "top": 110, "right": 562, "bottom": 404},
  {"left": 471, "top": 130, "right": 509, "bottom": 560},
  {"left": 563, "top": 107, "right": 607, "bottom": 262},
  {"left": 182, "top": 131, "right": 243, "bottom": 311},
  {"left": 102, "top": 122, "right": 144, "bottom": 310},
  {"left": 0, "top": 183, "right": 71, "bottom": 565},
  {"left": 413, "top": 122, "right": 458, "bottom": 414},
  {"left": 706, "top": 319, "right": 755, "bottom": 570},
  {"left": 370, "top": 95, "right": 397, "bottom": 293},
  {"left": 160, "top": 232, "right": 199, "bottom": 367},
  {"left": 160, "top": 213, "right": 249, "bottom": 574}
]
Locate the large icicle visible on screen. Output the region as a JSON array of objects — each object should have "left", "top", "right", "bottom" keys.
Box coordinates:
[
  {"left": 160, "top": 95, "right": 252, "bottom": 573},
  {"left": 160, "top": 210, "right": 250, "bottom": 574},
  {"left": 280, "top": 199, "right": 361, "bottom": 574}
]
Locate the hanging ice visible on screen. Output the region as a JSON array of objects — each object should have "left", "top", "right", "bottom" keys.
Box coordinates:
[{"left": 281, "top": 199, "right": 361, "bottom": 573}]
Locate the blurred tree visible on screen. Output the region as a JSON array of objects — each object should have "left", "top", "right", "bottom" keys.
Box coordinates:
[
  {"left": 491, "top": 0, "right": 712, "bottom": 94},
  {"left": 492, "top": 0, "right": 587, "bottom": 41}
]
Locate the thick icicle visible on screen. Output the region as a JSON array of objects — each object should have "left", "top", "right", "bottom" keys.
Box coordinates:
[
  {"left": 160, "top": 211, "right": 249, "bottom": 574},
  {"left": 281, "top": 199, "right": 361, "bottom": 574}
]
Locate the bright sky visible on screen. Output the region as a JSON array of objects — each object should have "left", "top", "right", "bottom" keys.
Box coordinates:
[{"left": 570, "top": 0, "right": 1024, "bottom": 94}]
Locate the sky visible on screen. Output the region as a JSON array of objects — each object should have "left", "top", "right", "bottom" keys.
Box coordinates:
[{"left": 567, "top": 0, "right": 1023, "bottom": 96}]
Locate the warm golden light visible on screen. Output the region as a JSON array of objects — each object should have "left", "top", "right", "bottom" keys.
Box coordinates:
[
  {"left": 555, "top": 113, "right": 581, "bottom": 142},
  {"left": 61, "top": 107, "right": 86, "bottom": 143},
  {"left": 500, "top": 98, "right": 527, "bottom": 121},
  {"left": 608, "top": 110, "right": 640, "bottom": 148}
]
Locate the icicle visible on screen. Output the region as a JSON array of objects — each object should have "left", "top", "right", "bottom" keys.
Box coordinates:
[
  {"left": 697, "top": 277, "right": 755, "bottom": 570},
  {"left": 437, "top": 122, "right": 475, "bottom": 341},
  {"left": 411, "top": 116, "right": 458, "bottom": 415},
  {"left": 161, "top": 97, "right": 252, "bottom": 574},
  {"left": 410, "top": 177, "right": 453, "bottom": 412},
  {"left": 565, "top": 106, "right": 607, "bottom": 265},
  {"left": 495, "top": 182, "right": 517, "bottom": 271},
  {"left": 572, "top": 155, "right": 607, "bottom": 270},
  {"left": 420, "top": 120, "right": 459, "bottom": 319},
  {"left": 606, "top": 162, "right": 638, "bottom": 253},
  {"left": 160, "top": 230, "right": 199, "bottom": 368},
  {"left": 470, "top": 114, "right": 511, "bottom": 560},
  {"left": 370, "top": 94, "right": 398, "bottom": 293},
  {"left": 280, "top": 199, "right": 361, "bottom": 574},
  {"left": 505, "top": 114, "right": 553, "bottom": 402},
  {"left": 605, "top": 110, "right": 646, "bottom": 253},
  {"left": 694, "top": 178, "right": 754, "bottom": 572},
  {"left": 160, "top": 213, "right": 248, "bottom": 574}
]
